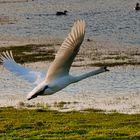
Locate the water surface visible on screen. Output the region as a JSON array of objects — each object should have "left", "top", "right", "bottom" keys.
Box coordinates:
[
  {"left": 0, "top": 0, "right": 140, "bottom": 113},
  {"left": 0, "top": 64, "right": 140, "bottom": 113},
  {"left": 0, "top": 0, "right": 140, "bottom": 47}
]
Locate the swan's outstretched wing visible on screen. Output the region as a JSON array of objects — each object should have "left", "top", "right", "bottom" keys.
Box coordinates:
[
  {"left": 46, "top": 20, "right": 85, "bottom": 81},
  {"left": 0, "top": 51, "right": 45, "bottom": 85}
]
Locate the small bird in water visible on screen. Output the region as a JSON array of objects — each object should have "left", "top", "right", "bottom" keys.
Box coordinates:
[
  {"left": 134, "top": 3, "right": 140, "bottom": 11},
  {"left": 56, "top": 10, "right": 68, "bottom": 16},
  {"left": 0, "top": 20, "right": 109, "bottom": 100}
]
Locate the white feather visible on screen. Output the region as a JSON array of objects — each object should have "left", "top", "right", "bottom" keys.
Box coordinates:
[{"left": 46, "top": 20, "right": 85, "bottom": 82}]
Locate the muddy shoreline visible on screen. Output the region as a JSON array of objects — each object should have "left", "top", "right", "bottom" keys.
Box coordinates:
[{"left": 0, "top": 38, "right": 139, "bottom": 67}]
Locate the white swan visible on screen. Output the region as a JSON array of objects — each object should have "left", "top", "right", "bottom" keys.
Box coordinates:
[{"left": 0, "top": 20, "right": 109, "bottom": 100}]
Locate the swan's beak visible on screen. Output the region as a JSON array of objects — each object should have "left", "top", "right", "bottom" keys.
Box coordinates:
[
  {"left": 27, "top": 95, "right": 36, "bottom": 100},
  {"left": 27, "top": 88, "right": 43, "bottom": 100},
  {"left": 27, "top": 91, "right": 42, "bottom": 100},
  {"left": 27, "top": 84, "right": 48, "bottom": 100}
]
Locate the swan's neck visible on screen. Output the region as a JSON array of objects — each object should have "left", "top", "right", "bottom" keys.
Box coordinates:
[{"left": 72, "top": 68, "right": 106, "bottom": 83}]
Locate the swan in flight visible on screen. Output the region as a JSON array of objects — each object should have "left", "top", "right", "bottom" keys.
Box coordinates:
[{"left": 0, "top": 20, "right": 109, "bottom": 100}]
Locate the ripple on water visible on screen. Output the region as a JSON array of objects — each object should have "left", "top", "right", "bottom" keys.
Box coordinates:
[
  {"left": 0, "top": 65, "right": 140, "bottom": 113},
  {"left": 0, "top": 0, "right": 140, "bottom": 47}
]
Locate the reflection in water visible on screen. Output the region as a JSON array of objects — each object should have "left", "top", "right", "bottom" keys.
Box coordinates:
[{"left": 0, "top": 65, "right": 140, "bottom": 113}]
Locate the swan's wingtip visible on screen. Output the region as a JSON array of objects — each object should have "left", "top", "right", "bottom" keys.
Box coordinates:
[{"left": 74, "top": 19, "right": 86, "bottom": 26}]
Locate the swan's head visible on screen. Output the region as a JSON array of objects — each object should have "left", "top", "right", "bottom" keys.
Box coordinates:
[{"left": 27, "top": 82, "right": 49, "bottom": 100}]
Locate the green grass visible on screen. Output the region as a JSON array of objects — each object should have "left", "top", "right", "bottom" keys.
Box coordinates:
[
  {"left": 0, "top": 43, "right": 140, "bottom": 66},
  {"left": 0, "top": 107, "right": 140, "bottom": 139},
  {"left": 0, "top": 44, "right": 55, "bottom": 63}
]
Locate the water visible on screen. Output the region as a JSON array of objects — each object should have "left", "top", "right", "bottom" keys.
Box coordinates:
[
  {"left": 0, "top": 0, "right": 140, "bottom": 46},
  {"left": 0, "top": 0, "right": 140, "bottom": 113},
  {"left": 0, "top": 64, "right": 140, "bottom": 113}
]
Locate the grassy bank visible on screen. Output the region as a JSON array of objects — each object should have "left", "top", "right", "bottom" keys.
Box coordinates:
[
  {"left": 0, "top": 44, "right": 55, "bottom": 63},
  {"left": 0, "top": 107, "right": 140, "bottom": 140},
  {"left": 0, "top": 43, "right": 140, "bottom": 66}
]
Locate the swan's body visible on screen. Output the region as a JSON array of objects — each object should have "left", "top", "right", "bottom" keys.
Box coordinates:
[{"left": 0, "top": 20, "right": 109, "bottom": 100}]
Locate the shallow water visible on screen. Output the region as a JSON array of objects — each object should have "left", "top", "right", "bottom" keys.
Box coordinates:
[
  {"left": 0, "top": 0, "right": 140, "bottom": 113},
  {"left": 0, "top": 0, "right": 140, "bottom": 47},
  {"left": 0, "top": 64, "right": 140, "bottom": 113}
]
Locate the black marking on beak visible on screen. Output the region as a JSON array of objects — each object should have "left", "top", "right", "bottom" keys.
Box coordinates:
[{"left": 28, "top": 94, "right": 38, "bottom": 100}]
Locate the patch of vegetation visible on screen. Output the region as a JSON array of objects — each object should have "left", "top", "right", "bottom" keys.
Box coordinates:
[
  {"left": 0, "top": 107, "right": 140, "bottom": 139},
  {"left": 102, "top": 55, "right": 130, "bottom": 60},
  {"left": 82, "top": 108, "right": 105, "bottom": 113},
  {"left": 54, "top": 101, "right": 70, "bottom": 109},
  {"left": 17, "top": 101, "right": 50, "bottom": 110},
  {"left": 90, "top": 61, "right": 140, "bottom": 67},
  {"left": 0, "top": 44, "right": 55, "bottom": 63},
  {"left": 0, "top": 43, "right": 140, "bottom": 67}
]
